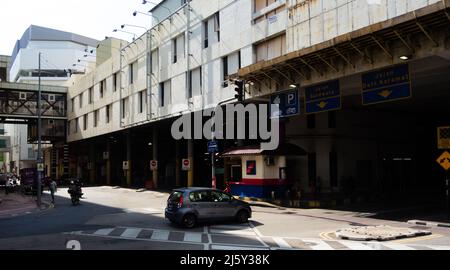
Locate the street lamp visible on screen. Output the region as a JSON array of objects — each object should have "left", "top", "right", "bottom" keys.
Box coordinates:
[
  {"left": 142, "top": 0, "right": 173, "bottom": 16},
  {"left": 121, "top": 24, "right": 148, "bottom": 31},
  {"left": 113, "top": 29, "right": 137, "bottom": 41}
]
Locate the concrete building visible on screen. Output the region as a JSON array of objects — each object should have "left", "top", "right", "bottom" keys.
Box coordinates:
[
  {"left": 65, "top": 0, "right": 450, "bottom": 206},
  {"left": 9, "top": 25, "right": 99, "bottom": 86}
]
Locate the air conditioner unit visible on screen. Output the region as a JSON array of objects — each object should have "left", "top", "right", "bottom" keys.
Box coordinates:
[{"left": 19, "top": 92, "right": 27, "bottom": 100}]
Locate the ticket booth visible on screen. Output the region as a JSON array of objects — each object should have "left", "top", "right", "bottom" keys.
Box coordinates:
[{"left": 222, "top": 143, "right": 306, "bottom": 199}]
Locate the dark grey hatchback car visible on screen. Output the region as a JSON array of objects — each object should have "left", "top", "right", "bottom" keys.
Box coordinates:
[{"left": 165, "top": 188, "right": 252, "bottom": 228}]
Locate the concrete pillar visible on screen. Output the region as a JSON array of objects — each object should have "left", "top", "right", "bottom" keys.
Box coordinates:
[
  {"left": 126, "top": 130, "right": 132, "bottom": 187},
  {"left": 89, "top": 143, "right": 96, "bottom": 185},
  {"left": 106, "top": 140, "right": 111, "bottom": 186},
  {"left": 187, "top": 139, "right": 194, "bottom": 187},
  {"left": 175, "top": 140, "right": 181, "bottom": 187},
  {"left": 153, "top": 127, "right": 158, "bottom": 189}
]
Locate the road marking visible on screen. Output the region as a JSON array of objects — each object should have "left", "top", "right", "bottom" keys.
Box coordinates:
[
  {"left": 380, "top": 243, "right": 415, "bottom": 250},
  {"left": 211, "top": 245, "right": 269, "bottom": 250},
  {"left": 151, "top": 230, "right": 170, "bottom": 241},
  {"left": 273, "top": 237, "right": 291, "bottom": 248},
  {"left": 319, "top": 231, "right": 336, "bottom": 240},
  {"left": 305, "top": 239, "right": 334, "bottom": 250},
  {"left": 184, "top": 232, "right": 203, "bottom": 243},
  {"left": 94, "top": 228, "right": 115, "bottom": 236},
  {"left": 391, "top": 234, "right": 443, "bottom": 244},
  {"left": 121, "top": 228, "right": 142, "bottom": 238},
  {"left": 210, "top": 229, "right": 256, "bottom": 236},
  {"left": 339, "top": 241, "right": 374, "bottom": 250}
]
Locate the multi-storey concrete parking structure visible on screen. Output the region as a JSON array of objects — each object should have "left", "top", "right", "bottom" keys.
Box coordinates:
[{"left": 65, "top": 0, "right": 450, "bottom": 207}]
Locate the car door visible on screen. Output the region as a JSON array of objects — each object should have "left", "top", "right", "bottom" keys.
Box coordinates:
[
  {"left": 189, "top": 190, "right": 215, "bottom": 219},
  {"left": 211, "top": 191, "right": 236, "bottom": 219}
]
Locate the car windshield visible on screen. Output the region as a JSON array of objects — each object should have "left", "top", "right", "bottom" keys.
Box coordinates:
[{"left": 168, "top": 191, "right": 183, "bottom": 203}]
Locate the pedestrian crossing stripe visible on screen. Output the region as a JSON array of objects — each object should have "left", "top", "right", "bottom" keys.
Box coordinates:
[{"left": 66, "top": 225, "right": 450, "bottom": 250}]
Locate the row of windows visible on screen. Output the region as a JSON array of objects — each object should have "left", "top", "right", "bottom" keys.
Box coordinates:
[{"left": 70, "top": 91, "right": 146, "bottom": 134}]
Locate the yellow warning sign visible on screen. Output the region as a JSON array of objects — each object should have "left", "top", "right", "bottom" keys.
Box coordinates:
[
  {"left": 437, "top": 151, "right": 450, "bottom": 171},
  {"left": 438, "top": 127, "right": 450, "bottom": 149}
]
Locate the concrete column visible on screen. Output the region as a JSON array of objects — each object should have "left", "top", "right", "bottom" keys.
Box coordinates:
[
  {"left": 153, "top": 127, "right": 158, "bottom": 189},
  {"left": 89, "top": 143, "right": 96, "bottom": 185},
  {"left": 106, "top": 140, "right": 111, "bottom": 186},
  {"left": 187, "top": 139, "right": 194, "bottom": 187},
  {"left": 126, "top": 130, "right": 132, "bottom": 187},
  {"left": 175, "top": 140, "right": 181, "bottom": 187}
]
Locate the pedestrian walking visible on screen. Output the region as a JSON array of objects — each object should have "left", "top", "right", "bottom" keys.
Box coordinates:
[{"left": 49, "top": 179, "right": 57, "bottom": 204}]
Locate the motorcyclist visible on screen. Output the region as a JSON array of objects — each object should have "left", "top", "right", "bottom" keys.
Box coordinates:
[{"left": 68, "top": 178, "right": 84, "bottom": 197}]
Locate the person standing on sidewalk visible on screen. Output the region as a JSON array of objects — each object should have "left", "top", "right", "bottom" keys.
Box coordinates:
[{"left": 49, "top": 180, "right": 57, "bottom": 204}]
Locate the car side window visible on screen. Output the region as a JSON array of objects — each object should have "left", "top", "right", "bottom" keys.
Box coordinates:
[
  {"left": 190, "top": 191, "right": 212, "bottom": 203},
  {"left": 211, "top": 191, "right": 231, "bottom": 202}
]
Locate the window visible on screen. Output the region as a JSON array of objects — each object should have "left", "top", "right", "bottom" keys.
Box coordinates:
[
  {"left": 79, "top": 93, "right": 83, "bottom": 108},
  {"left": 113, "top": 73, "right": 118, "bottom": 92},
  {"left": 71, "top": 98, "right": 74, "bottom": 112},
  {"left": 172, "top": 38, "right": 178, "bottom": 63},
  {"left": 139, "top": 91, "right": 145, "bottom": 114},
  {"left": 222, "top": 56, "right": 228, "bottom": 87},
  {"left": 94, "top": 110, "right": 98, "bottom": 127},
  {"left": 121, "top": 98, "right": 128, "bottom": 119},
  {"left": 211, "top": 191, "right": 231, "bottom": 202},
  {"left": 100, "top": 80, "right": 105, "bottom": 98},
  {"left": 88, "top": 87, "right": 93, "bottom": 104},
  {"left": 83, "top": 115, "right": 87, "bottom": 130},
  {"left": 189, "top": 191, "right": 212, "bottom": 203},
  {"left": 106, "top": 105, "right": 111, "bottom": 124},
  {"left": 214, "top": 12, "right": 220, "bottom": 42},
  {"left": 129, "top": 62, "right": 137, "bottom": 85},
  {"left": 188, "top": 67, "right": 202, "bottom": 98},
  {"left": 159, "top": 82, "right": 165, "bottom": 107},
  {"left": 307, "top": 114, "right": 316, "bottom": 129},
  {"left": 74, "top": 118, "right": 78, "bottom": 133},
  {"left": 255, "top": 34, "right": 286, "bottom": 62},
  {"left": 329, "top": 152, "right": 338, "bottom": 188},
  {"left": 203, "top": 20, "right": 209, "bottom": 48}
]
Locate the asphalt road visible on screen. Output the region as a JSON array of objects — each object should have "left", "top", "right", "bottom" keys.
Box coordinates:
[{"left": 0, "top": 187, "right": 449, "bottom": 250}]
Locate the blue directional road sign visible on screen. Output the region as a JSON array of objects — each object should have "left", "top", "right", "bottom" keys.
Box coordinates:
[
  {"left": 305, "top": 80, "right": 341, "bottom": 114},
  {"left": 270, "top": 90, "right": 300, "bottom": 118},
  {"left": 208, "top": 140, "right": 219, "bottom": 153},
  {"left": 362, "top": 64, "right": 411, "bottom": 105}
]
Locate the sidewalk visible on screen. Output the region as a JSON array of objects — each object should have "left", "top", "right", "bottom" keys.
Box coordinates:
[{"left": 0, "top": 192, "right": 49, "bottom": 219}]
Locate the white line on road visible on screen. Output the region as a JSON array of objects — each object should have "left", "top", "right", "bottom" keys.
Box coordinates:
[
  {"left": 151, "top": 230, "right": 170, "bottom": 241},
  {"left": 94, "top": 228, "right": 115, "bottom": 236},
  {"left": 209, "top": 229, "right": 257, "bottom": 236},
  {"left": 184, "top": 233, "right": 203, "bottom": 243},
  {"left": 379, "top": 243, "right": 416, "bottom": 250},
  {"left": 273, "top": 237, "right": 291, "bottom": 248},
  {"left": 339, "top": 241, "right": 375, "bottom": 250},
  {"left": 121, "top": 228, "right": 142, "bottom": 239},
  {"left": 305, "top": 239, "right": 334, "bottom": 250},
  {"left": 210, "top": 245, "right": 270, "bottom": 250}
]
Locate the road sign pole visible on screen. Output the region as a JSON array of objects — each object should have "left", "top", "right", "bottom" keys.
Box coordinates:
[{"left": 447, "top": 170, "right": 450, "bottom": 219}]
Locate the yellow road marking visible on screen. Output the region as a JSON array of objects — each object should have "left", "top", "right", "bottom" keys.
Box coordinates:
[
  {"left": 390, "top": 234, "right": 443, "bottom": 244},
  {"left": 320, "top": 232, "right": 336, "bottom": 240}
]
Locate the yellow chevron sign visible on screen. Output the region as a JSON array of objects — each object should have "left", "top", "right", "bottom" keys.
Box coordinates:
[
  {"left": 317, "top": 101, "right": 328, "bottom": 109},
  {"left": 378, "top": 90, "right": 393, "bottom": 99},
  {"left": 437, "top": 151, "right": 450, "bottom": 171}
]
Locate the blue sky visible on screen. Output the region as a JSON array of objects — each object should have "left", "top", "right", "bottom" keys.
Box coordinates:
[{"left": 0, "top": 0, "right": 162, "bottom": 55}]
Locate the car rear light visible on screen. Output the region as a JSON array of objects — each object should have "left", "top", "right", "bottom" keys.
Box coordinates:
[{"left": 177, "top": 195, "right": 184, "bottom": 208}]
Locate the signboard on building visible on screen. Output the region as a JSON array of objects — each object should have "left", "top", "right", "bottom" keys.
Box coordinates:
[
  {"left": 436, "top": 151, "right": 450, "bottom": 171},
  {"left": 270, "top": 90, "right": 300, "bottom": 118},
  {"left": 182, "top": 159, "right": 191, "bottom": 171},
  {"left": 305, "top": 80, "right": 341, "bottom": 114},
  {"left": 246, "top": 160, "right": 257, "bottom": 176},
  {"left": 362, "top": 64, "right": 411, "bottom": 105},
  {"left": 438, "top": 127, "right": 450, "bottom": 150},
  {"left": 150, "top": 160, "right": 158, "bottom": 171}
]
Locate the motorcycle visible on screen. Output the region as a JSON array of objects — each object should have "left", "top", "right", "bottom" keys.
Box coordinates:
[{"left": 68, "top": 180, "right": 83, "bottom": 206}]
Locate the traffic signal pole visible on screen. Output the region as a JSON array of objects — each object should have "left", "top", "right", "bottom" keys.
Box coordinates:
[{"left": 37, "top": 52, "right": 42, "bottom": 208}]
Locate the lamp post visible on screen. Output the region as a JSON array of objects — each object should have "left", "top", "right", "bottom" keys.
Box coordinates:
[
  {"left": 37, "top": 52, "right": 42, "bottom": 208},
  {"left": 113, "top": 29, "right": 137, "bottom": 41}
]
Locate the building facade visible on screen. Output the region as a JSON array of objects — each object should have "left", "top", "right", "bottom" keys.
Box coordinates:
[{"left": 65, "top": 0, "right": 450, "bottom": 206}]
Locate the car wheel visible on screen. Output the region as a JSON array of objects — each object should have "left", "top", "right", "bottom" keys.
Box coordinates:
[
  {"left": 182, "top": 214, "right": 197, "bottom": 229},
  {"left": 236, "top": 210, "right": 249, "bottom": 224}
]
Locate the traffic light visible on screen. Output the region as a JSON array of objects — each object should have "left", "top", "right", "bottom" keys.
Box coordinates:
[{"left": 234, "top": 80, "right": 244, "bottom": 102}]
